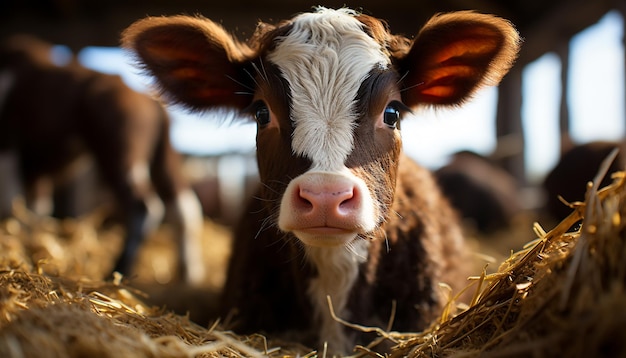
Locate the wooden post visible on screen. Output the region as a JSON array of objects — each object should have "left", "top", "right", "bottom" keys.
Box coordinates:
[
  {"left": 556, "top": 40, "right": 571, "bottom": 153},
  {"left": 621, "top": 1, "right": 626, "bottom": 141},
  {"left": 495, "top": 66, "right": 526, "bottom": 184}
]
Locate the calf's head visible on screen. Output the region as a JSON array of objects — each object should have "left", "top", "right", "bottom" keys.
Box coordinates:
[{"left": 123, "top": 8, "right": 519, "bottom": 248}]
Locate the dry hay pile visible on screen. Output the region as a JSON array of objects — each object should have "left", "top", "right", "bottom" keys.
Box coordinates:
[
  {"left": 389, "top": 157, "right": 626, "bottom": 357},
  {"left": 0, "top": 205, "right": 298, "bottom": 357},
  {"left": 1, "top": 159, "right": 626, "bottom": 357}
]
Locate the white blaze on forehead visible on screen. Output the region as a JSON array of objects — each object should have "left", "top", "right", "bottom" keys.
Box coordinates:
[{"left": 267, "top": 8, "right": 390, "bottom": 170}]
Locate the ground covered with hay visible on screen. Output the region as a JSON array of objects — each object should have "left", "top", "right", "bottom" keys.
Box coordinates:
[{"left": 2, "top": 165, "right": 626, "bottom": 357}]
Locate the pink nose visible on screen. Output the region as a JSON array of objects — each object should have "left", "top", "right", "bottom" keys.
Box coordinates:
[
  {"left": 278, "top": 172, "right": 377, "bottom": 242},
  {"left": 293, "top": 180, "right": 360, "bottom": 225}
]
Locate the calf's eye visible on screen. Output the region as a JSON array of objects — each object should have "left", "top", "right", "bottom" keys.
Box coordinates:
[
  {"left": 255, "top": 103, "right": 271, "bottom": 127},
  {"left": 383, "top": 105, "right": 400, "bottom": 128}
]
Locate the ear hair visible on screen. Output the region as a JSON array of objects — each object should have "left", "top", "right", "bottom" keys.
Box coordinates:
[
  {"left": 395, "top": 11, "right": 521, "bottom": 107},
  {"left": 122, "top": 15, "right": 256, "bottom": 111}
]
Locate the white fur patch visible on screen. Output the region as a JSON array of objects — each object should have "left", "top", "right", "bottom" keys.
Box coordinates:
[
  {"left": 128, "top": 162, "right": 150, "bottom": 189},
  {"left": 267, "top": 8, "right": 389, "bottom": 171},
  {"left": 174, "top": 188, "right": 206, "bottom": 285},
  {"left": 267, "top": 9, "right": 386, "bottom": 351},
  {"left": 127, "top": 162, "right": 164, "bottom": 234},
  {"left": 306, "top": 239, "right": 370, "bottom": 353}
]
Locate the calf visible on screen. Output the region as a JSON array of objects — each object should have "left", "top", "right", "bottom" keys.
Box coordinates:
[
  {"left": 436, "top": 150, "right": 523, "bottom": 233},
  {"left": 123, "top": 7, "right": 520, "bottom": 352},
  {"left": 0, "top": 35, "right": 205, "bottom": 284},
  {"left": 543, "top": 140, "right": 626, "bottom": 222}
]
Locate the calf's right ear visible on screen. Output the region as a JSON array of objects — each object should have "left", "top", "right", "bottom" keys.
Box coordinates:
[
  {"left": 122, "top": 15, "right": 255, "bottom": 111},
  {"left": 395, "top": 11, "right": 521, "bottom": 108}
]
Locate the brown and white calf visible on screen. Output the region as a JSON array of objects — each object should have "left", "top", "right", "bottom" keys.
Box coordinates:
[
  {"left": 123, "top": 7, "right": 520, "bottom": 352},
  {"left": 0, "top": 35, "right": 205, "bottom": 284}
]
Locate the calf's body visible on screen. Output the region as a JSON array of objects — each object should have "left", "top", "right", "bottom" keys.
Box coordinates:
[
  {"left": 224, "top": 154, "right": 467, "bottom": 345},
  {"left": 123, "top": 7, "right": 520, "bottom": 352}
]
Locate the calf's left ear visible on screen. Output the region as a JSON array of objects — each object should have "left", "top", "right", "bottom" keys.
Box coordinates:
[{"left": 395, "top": 11, "right": 521, "bottom": 108}]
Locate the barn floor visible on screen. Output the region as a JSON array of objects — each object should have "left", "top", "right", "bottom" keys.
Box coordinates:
[
  {"left": 1, "top": 171, "right": 626, "bottom": 357},
  {"left": 0, "top": 203, "right": 307, "bottom": 357}
]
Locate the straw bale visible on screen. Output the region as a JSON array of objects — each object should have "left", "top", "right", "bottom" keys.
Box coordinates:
[
  {"left": 0, "top": 266, "right": 295, "bottom": 357},
  {"left": 0, "top": 203, "right": 313, "bottom": 357},
  {"left": 0, "top": 269, "right": 315, "bottom": 357},
  {"left": 389, "top": 154, "right": 626, "bottom": 357}
]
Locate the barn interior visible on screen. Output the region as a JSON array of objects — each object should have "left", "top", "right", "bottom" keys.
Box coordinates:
[
  {"left": 2, "top": 0, "right": 623, "bottom": 175},
  {"left": 2, "top": 0, "right": 626, "bottom": 356}
]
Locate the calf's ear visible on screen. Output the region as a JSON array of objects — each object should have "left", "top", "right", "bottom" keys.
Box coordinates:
[
  {"left": 122, "top": 16, "right": 255, "bottom": 111},
  {"left": 395, "top": 11, "right": 521, "bottom": 107}
]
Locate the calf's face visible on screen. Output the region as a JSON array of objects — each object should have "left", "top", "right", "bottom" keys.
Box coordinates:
[
  {"left": 123, "top": 8, "right": 520, "bottom": 248},
  {"left": 253, "top": 12, "right": 405, "bottom": 247}
]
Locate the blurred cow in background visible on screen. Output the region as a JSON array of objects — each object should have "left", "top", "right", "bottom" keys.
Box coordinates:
[
  {"left": 435, "top": 150, "right": 523, "bottom": 234},
  {"left": 186, "top": 153, "right": 259, "bottom": 227},
  {"left": 543, "top": 140, "right": 626, "bottom": 222},
  {"left": 0, "top": 34, "right": 205, "bottom": 285}
]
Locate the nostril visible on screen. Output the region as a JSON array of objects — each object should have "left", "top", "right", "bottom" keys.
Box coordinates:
[
  {"left": 338, "top": 188, "right": 357, "bottom": 210},
  {"left": 295, "top": 187, "right": 315, "bottom": 211}
]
